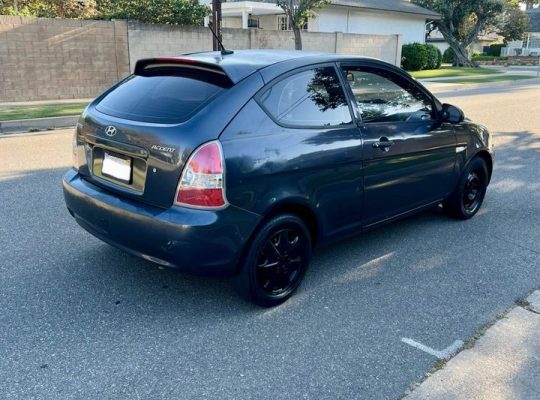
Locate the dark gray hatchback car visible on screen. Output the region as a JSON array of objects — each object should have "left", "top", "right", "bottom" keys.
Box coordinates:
[{"left": 63, "top": 50, "right": 493, "bottom": 306}]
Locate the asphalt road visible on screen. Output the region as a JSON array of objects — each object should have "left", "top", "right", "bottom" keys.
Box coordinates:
[{"left": 1, "top": 82, "right": 539, "bottom": 400}]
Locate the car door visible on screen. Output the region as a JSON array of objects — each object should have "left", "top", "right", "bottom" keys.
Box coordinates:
[{"left": 339, "top": 64, "right": 458, "bottom": 227}]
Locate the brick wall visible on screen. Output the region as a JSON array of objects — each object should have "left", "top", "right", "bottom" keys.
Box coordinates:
[
  {"left": 0, "top": 16, "right": 401, "bottom": 103},
  {"left": 0, "top": 16, "right": 130, "bottom": 102}
]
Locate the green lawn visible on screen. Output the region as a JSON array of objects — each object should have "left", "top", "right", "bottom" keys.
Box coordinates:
[
  {"left": 429, "top": 75, "right": 535, "bottom": 84},
  {"left": 0, "top": 102, "right": 88, "bottom": 121},
  {"left": 410, "top": 67, "right": 501, "bottom": 79}
]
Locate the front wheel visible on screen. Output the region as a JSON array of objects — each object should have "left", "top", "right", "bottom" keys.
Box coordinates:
[
  {"left": 234, "top": 214, "right": 312, "bottom": 307},
  {"left": 444, "top": 157, "right": 489, "bottom": 220}
]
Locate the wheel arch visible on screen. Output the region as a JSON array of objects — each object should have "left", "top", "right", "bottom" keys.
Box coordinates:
[
  {"left": 472, "top": 150, "right": 493, "bottom": 183},
  {"left": 234, "top": 200, "right": 320, "bottom": 274},
  {"left": 263, "top": 201, "right": 320, "bottom": 246}
]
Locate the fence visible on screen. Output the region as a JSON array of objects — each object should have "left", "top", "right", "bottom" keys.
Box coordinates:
[{"left": 0, "top": 15, "right": 402, "bottom": 102}]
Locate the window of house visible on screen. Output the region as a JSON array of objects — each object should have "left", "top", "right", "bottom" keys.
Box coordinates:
[
  {"left": 258, "top": 66, "right": 352, "bottom": 128},
  {"left": 277, "top": 15, "right": 307, "bottom": 31},
  {"left": 528, "top": 33, "right": 540, "bottom": 48},
  {"left": 278, "top": 15, "right": 290, "bottom": 31},
  {"left": 341, "top": 68, "right": 434, "bottom": 123},
  {"left": 248, "top": 17, "right": 259, "bottom": 28}
]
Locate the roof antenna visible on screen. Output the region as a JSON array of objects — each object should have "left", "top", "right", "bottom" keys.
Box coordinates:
[{"left": 208, "top": 21, "right": 234, "bottom": 56}]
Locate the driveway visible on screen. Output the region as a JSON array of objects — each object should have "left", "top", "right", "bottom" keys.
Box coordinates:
[{"left": 1, "top": 82, "right": 539, "bottom": 399}]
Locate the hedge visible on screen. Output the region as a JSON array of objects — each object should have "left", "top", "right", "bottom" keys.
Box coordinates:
[
  {"left": 472, "top": 55, "right": 508, "bottom": 61},
  {"left": 401, "top": 43, "right": 442, "bottom": 71},
  {"left": 401, "top": 43, "right": 428, "bottom": 71},
  {"left": 487, "top": 43, "right": 504, "bottom": 57},
  {"left": 426, "top": 44, "right": 442, "bottom": 69},
  {"left": 443, "top": 47, "right": 455, "bottom": 64}
]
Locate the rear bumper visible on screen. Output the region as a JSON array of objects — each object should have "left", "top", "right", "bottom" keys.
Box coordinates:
[{"left": 63, "top": 170, "right": 261, "bottom": 276}]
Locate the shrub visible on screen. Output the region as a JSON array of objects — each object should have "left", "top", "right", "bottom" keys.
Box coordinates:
[
  {"left": 401, "top": 43, "right": 428, "bottom": 71},
  {"left": 443, "top": 47, "right": 455, "bottom": 64},
  {"left": 425, "top": 44, "right": 441, "bottom": 70},
  {"left": 472, "top": 55, "right": 508, "bottom": 61},
  {"left": 487, "top": 43, "right": 504, "bottom": 57},
  {"left": 436, "top": 47, "right": 443, "bottom": 68}
]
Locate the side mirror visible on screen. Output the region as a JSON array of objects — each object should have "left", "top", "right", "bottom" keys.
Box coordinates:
[{"left": 441, "top": 103, "right": 465, "bottom": 124}]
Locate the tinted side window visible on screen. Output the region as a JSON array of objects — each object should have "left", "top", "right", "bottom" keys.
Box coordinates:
[
  {"left": 96, "top": 70, "right": 230, "bottom": 124},
  {"left": 341, "top": 68, "right": 434, "bottom": 123},
  {"left": 258, "top": 66, "right": 352, "bottom": 128}
]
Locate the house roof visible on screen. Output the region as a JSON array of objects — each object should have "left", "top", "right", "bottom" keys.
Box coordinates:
[
  {"left": 330, "top": 0, "right": 440, "bottom": 18},
  {"left": 527, "top": 8, "right": 540, "bottom": 33},
  {"left": 225, "top": 0, "right": 440, "bottom": 18}
]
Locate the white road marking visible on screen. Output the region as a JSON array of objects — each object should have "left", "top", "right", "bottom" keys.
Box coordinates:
[{"left": 402, "top": 337, "right": 464, "bottom": 360}]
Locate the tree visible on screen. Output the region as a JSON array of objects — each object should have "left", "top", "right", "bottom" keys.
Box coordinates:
[
  {"left": 498, "top": 5, "right": 530, "bottom": 43},
  {"left": 0, "top": 0, "right": 210, "bottom": 25},
  {"left": 276, "top": 0, "right": 329, "bottom": 50},
  {"left": 95, "top": 0, "right": 210, "bottom": 26},
  {"left": 413, "top": 0, "right": 505, "bottom": 67},
  {"left": 0, "top": 0, "right": 97, "bottom": 18},
  {"left": 525, "top": 0, "right": 540, "bottom": 9}
]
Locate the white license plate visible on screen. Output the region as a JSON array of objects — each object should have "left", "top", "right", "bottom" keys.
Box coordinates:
[{"left": 102, "top": 152, "right": 132, "bottom": 182}]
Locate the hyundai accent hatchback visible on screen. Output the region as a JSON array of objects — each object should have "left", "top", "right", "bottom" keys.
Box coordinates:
[{"left": 63, "top": 50, "right": 493, "bottom": 306}]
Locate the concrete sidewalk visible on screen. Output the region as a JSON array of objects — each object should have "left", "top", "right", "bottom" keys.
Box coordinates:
[
  {"left": 0, "top": 116, "right": 78, "bottom": 134},
  {"left": 405, "top": 290, "right": 540, "bottom": 400},
  {"left": 0, "top": 98, "right": 92, "bottom": 107},
  {"left": 422, "top": 78, "right": 540, "bottom": 94}
]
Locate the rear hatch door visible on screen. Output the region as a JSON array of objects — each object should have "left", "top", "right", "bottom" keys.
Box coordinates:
[{"left": 75, "top": 58, "right": 235, "bottom": 208}]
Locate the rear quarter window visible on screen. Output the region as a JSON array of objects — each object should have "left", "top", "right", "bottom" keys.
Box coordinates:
[
  {"left": 96, "top": 68, "right": 232, "bottom": 124},
  {"left": 257, "top": 66, "right": 352, "bottom": 128}
]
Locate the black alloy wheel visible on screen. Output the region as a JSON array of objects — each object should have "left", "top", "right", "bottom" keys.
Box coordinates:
[
  {"left": 234, "top": 214, "right": 312, "bottom": 307},
  {"left": 445, "top": 156, "right": 488, "bottom": 220},
  {"left": 462, "top": 171, "right": 482, "bottom": 213},
  {"left": 255, "top": 228, "right": 307, "bottom": 296}
]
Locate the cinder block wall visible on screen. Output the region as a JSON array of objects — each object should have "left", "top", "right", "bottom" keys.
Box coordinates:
[
  {"left": 339, "top": 33, "right": 402, "bottom": 65},
  {"left": 126, "top": 23, "right": 213, "bottom": 68},
  {"left": 0, "top": 15, "right": 401, "bottom": 103},
  {"left": 128, "top": 24, "right": 401, "bottom": 68},
  {"left": 0, "top": 16, "right": 130, "bottom": 102}
]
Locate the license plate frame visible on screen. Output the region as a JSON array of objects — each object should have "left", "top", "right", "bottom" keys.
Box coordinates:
[{"left": 102, "top": 151, "right": 132, "bottom": 183}]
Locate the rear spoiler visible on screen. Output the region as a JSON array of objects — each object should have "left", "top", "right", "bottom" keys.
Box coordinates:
[
  {"left": 134, "top": 57, "right": 227, "bottom": 76},
  {"left": 134, "top": 56, "right": 256, "bottom": 84}
]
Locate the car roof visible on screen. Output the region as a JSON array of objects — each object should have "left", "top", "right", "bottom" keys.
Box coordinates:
[{"left": 179, "top": 49, "right": 386, "bottom": 83}]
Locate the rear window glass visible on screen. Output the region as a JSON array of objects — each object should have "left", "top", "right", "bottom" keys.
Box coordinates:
[{"left": 96, "top": 69, "right": 231, "bottom": 124}]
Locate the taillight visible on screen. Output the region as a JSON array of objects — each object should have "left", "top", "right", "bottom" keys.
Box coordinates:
[
  {"left": 72, "top": 128, "right": 78, "bottom": 170},
  {"left": 174, "top": 141, "right": 227, "bottom": 209}
]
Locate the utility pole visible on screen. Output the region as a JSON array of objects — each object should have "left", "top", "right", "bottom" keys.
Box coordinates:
[{"left": 212, "top": 0, "right": 223, "bottom": 51}]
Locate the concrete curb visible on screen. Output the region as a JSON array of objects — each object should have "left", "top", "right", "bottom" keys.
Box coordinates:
[
  {"left": 0, "top": 115, "right": 78, "bottom": 134},
  {"left": 404, "top": 289, "right": 540, "bottom": 399}
]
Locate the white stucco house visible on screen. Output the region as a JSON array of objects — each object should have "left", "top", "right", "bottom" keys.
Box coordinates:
[
  {"left": 206, "top": 0, "right": 439, "bottom": 44},
  {"left": 503, "top": 8, "right": 540, "bottom": 56},
  {"left": 427, "top": 29, "right": 502, "bottom": 55}
]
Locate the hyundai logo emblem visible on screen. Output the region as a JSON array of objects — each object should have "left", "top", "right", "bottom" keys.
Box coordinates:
[{"left": 105, "top": 126, "right": 117, "bottom": 137}]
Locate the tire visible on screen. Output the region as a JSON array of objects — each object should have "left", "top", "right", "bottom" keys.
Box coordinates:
[
  {"left": 234, "top": 214, "right": 312, "bottom": 307},
  {"left": 444, "top": 157, "right": 489, "bottom": 220}
]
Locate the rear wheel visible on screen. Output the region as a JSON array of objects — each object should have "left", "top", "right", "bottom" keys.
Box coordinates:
[
  {"left": 444, "top": 157, "right": 489, "bottom": 220},
  {"left": 234, "top": 214, "right": 312, "bottom": 307}
]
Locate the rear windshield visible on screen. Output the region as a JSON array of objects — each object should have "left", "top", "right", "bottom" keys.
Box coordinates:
[{"left": 96, "top": 68, "right": 231, "bottom": 124}]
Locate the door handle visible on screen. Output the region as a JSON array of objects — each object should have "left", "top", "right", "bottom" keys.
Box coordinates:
[{"left": 373, "top": 138, "right": 395, "bottom": 150}]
